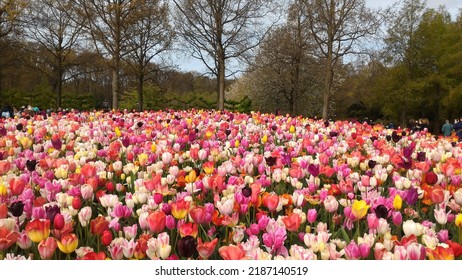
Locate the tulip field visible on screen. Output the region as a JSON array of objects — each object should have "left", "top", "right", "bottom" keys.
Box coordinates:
[{"left": 1, "top": 109, "right": 462, "bottom": 260}]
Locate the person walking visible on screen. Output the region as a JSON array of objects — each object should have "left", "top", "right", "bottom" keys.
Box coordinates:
[{"left": 442, "top": 119, "right": 453, "bottom": 137}]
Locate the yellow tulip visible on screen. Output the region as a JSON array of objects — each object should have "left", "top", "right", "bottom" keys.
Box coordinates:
[
  {"left": 351, "top": 200, "right": 370, "bottom": 220},
  {"left": 0, "top": 184, "right": 7, "bottom": 196},
  {"left": 393, "top": 194, "right": 402, "bottom": 210},
  {"left": 455, "top": 213, "right": 462, "bottom": 227},
  {"left": 115, "top": 127, "right": 121, "bottom": 137},
  {"left": 57, "top": 233, "right": 79, "bottom": 254}
]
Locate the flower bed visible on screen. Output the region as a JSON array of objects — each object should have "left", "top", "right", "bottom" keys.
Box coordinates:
[{"left": 0, "top": 109, "right": 461, "bottom": 260}]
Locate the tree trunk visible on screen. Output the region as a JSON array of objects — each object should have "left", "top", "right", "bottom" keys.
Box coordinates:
[
  {"left": 218, "top": 56, "right": 225, "bottom": 111},
  {"left": 112, "top": 68, "right": 119, "bottom": 110},
  {"left": 137, "top": 73, "right": 144, "bottom": 111},
  {"left": 322, "top": 0, "right": 335, "bottom": 120}
]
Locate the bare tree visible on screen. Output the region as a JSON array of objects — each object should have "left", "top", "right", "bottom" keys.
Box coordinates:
[
  {"left": 303, "top": 0, "right": 382, "bottom": 120},
  {"left": 0, "top": 0, "right": 26, "bottom": 105},
  {"left": 123, "top": 0, "right": 173, "bottom": 111},
  {"left": 72, "top": 0, "right": 149, "bottom": 110},
  {"left": 172, "top": 0, "right": 280, "bottom": 110},
  {"left": 22, "top": 0, "right": 84, "bottom": 109},
  {"left": 242, "top": 0, "right": 321, "bottom": 116},
  {"left": 0, "top": 0, "right": 26, "bottom": 40}
]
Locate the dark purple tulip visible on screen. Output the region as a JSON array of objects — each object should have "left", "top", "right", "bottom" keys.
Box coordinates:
[
  {"left": 121, "top": 136, "right": 130, "bottom": 147},
  {"left": 10, "top": 201, "right": 24, "bottom": 217},
  {"left": 416, "top": 151, "right": 426, "bottom": 162},
  {"left": 307, "top": 164, "right": 320, "bottom": 177},
  {"left": 242, "top": 185, "right": 252, "bottom": 198},
  {"left": 177, "top": 236, "right": 197, "bottom": 258},
  {"left": 265, "top": 156, "right": 277, "bottom": 167},
  {"left": 392, "top": 131, "right": 401, "bottom": 143},
  {"left": 0, "top": 127, "right": 6, "bottom": 136},
  {"left": 405, "top": 187, "right": 418, "bottom": 206},
  {"left": 45, "top": 205, "right": 60, "bottom": 221},
  {"left": 368, "top": 160, "right": 377, "bottom": 169},
  {"left": 374, "top": 204, "right": 389, "bottom": 219},
  {"left": 329, "top": 131, "right": 338, "bottom": 138},
  {"left": 386, "top": 135, "right": 392, "bottom": 141},
  {"left": 16, "top": 123, "right": 23, "bottom": 131},
  {"left": 26, "top": 160, "right": 37, "bottom": 172},
  {"left": 51, "top": 139, "right": 62, "bottom": 150},
  {"left": 403, "top": 146, "right": 414, "bottom": 159}
]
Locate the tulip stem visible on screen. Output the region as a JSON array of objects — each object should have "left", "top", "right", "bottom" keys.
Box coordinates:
[
  {"left": 459, "top": 227, "right": 462, "bottom": 245},
  {"left": 356, "top": 219, "right": 360, "bottom": 242}
]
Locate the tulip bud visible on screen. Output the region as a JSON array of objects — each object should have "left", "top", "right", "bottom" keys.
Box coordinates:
[
  {"left": 53, "top": 213, "right": 65, "bottom": 230},
  {"left": 101, "top": 230, "right": 113, "bottom": 246},
  {"left": 72, "top": 197, "right": 82, "bottom": 210}
]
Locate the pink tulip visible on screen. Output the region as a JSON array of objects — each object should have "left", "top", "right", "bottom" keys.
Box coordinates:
[
  {"left": 38, "top": 237, "right": 57, "bottom": 260},
  {"left": 307, "top": 209, "right": 317, "bottom": 224},
  {"left": 345, "top": 241, "right": 361, "bottom": 260}
]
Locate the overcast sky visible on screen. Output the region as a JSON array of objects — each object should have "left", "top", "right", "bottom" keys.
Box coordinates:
[
  {"left": 177, "top": 0, "right": 462, "bottom": 73},
  {"left": 366, "top": 0, "right": 461, "bottom": 18}
]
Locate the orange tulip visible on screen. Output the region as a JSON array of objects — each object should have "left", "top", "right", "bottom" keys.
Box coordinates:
[
  {"left": 262, "top": 192, "right": 279, "bottom": 212},
  {"left": 281, "top": 213, "right": 302, "bottom": 232},
  {"left": 57, "top": 233, "right": 79, "bottom": 254},
  {"left": 25, "top": 219, "right": 50, "bottom": 243},
  {"left": 426, "top": 245, "right": 455, "bottom": 260},
  {"left": 197, "top": 237, "right": 218, "bottom": 259},
  {"left": 0, "top": 226, "right": 19, "bottom": 250},
  {"left": 0, "top": 161, "right": 11, "bottom": 175},
  {"left": 218, "top": 244, "right": 249, "bottom": 260}
]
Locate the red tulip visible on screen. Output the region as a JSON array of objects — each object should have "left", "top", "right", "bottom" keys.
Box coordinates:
[
  {"left": 0, "top": 203, "right": 8, "bottom": 219},
  {"left": 90, "top": 216, "right": 109, "bottom": 235},
  {"left": 101, "top": 230, "right": 112, "bottom": 246},
  {"left": 80, "top": 163, "right": 97, "bottom": 178},
  {"left": 425, "top": 171, "right": 438, "bottom": 185},
  {"left": 53, "top": 213, "right": 65, "bottom": 230},
  {"left": 9, "top": 178, "right": 26, "bottom": 196},
  {"left": 146, "top": 210, "right": 166, "bottom": 233},
  {"left": 430, "top": 187, "right": 445, "bottom": 205},
  {"left": 78, "top": 251, "right": 106, "bottom": 260},
  {"left": 72, "top": 196, "right": 82, "bottom": 210}
]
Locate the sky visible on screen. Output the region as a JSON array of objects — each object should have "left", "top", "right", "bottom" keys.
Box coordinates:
[
  {"left": 177, "top": 0, "right": 462, "bottom": 73},
  {"left": 366, "top": 0, "right": 461, "bottom": 17}
]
